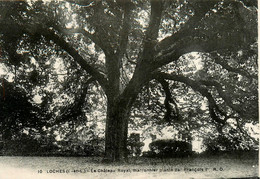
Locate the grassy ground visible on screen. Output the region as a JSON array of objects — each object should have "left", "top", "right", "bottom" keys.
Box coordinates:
[{"left": 0, "top": 155, "right": 258, "bottom": 179}]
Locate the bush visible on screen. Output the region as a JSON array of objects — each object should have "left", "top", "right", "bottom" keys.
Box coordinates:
[
  {"left": 56, "top": 137, "right": 105, "bottom": 157},
  {"left": 203, "top": 134, "right": 259, "bottom": 155},
  {"left": 146, "top": 139, "right": 192, "bottom": 158},
  {"left": 0, "top": 133, "right": 59, "bottom": 156},
  {"left": 142, "top": 151, "right": 156, "bottom": 158}
]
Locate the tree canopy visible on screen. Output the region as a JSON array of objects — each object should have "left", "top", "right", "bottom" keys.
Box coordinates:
[{"left": 0, "top": 0, "right": 258, "bottom": 162}]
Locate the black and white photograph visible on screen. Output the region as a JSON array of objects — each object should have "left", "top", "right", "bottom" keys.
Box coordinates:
[{"left": 0, "top": 0, "right": 258, "bottom": 178}]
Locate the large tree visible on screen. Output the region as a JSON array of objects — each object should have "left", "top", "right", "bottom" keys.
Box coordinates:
[{"left": 0, "top": 0, "right": 257, "bottom": 162}]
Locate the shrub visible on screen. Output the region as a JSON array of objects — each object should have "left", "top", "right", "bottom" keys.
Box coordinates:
[
  {"left": 0, "top": 133, "right": 59, "bottom": 156},
  {"left": 56, "top": 137, "right": 105, "bottom": 156},
  {"left": 202, "top": 134, "right": 259, "bottom": 155},
  {"left": 147, "top": 139, "right": 192, "bottom": 158}
]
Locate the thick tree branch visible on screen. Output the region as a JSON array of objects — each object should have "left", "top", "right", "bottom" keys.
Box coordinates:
[
  {"left": 53, "top": 25, "right": 113, "bottom": 57},
  {"left": 152, "top": 72, "right": 228, "bottom": 126},
  {"left": 140, "top": 0, "right": 163, "bottom": 64},
  {"left": 38, "top": 28, "right": 109, "bottom": 92},
  {"left": 198, "top": 80, "right": 252, "bottom": 119},
  {"left": 145, "top": 0, "right": 163, "bottom": 42},
  {"left": 209, "top": 52, "right": 257, "bottom": 80},
  {"left": 115, "top": 0, "right": 132, "bottom": 60},
  {"left": 157, "top": 78, "right": 180, "bottom": 123},
  {"left": 152, "top": 32, "right": 250, "bottom": 70},
  {"left": 208, "top": 103, "right": 225, "bottom": 133},
  {"left": 156, "top": 1, "right": 219, "bottom": 55},
  {"left": 93, "top": 0, "right": 115, "bottom": 57},
  {"left": 52, "top": 24, "right": 119, "bottom": 95}
]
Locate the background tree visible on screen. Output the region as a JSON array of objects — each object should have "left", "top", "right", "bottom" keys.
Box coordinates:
[{"left": 0, "top": 0, "right": 257, "bottom": 162}]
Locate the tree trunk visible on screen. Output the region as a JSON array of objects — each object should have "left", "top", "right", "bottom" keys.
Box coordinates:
[
  {"left": 103, "top": 99, "right": 130, "bottom": 162},
  {"left": 102, "top": 57, "right": 149, "bottom": 162}
]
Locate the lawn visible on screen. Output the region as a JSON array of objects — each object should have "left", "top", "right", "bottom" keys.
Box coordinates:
[{"left": 0, "top": 155, "right": 258, "bottom": 179}]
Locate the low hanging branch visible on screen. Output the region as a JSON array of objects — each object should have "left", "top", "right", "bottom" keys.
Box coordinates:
[
  {"left": 56, "top": 77, "right": 95, "bottom": 124},
  {"left": 208, "top": 102, "right": 226, "bottom": 133},
  {"left": 209, "top": 52, "right": 257, "bottom": 80},
  {"left": 157, "top": 78, "right": 180, "bottom": 123},
  {"left": 35, "top": 28, "right": 109, "bottom": 93},
  {"left": 234, "top": 117, "right": 259, "bottom": 144},
  {"left": 52, "top": 24, "right": 114, "bottom": 57},
  {"left": 152, "top": 72, "right": 228, "bottom": 128},
  {"left": 198, "top": 79, "right": 252, "bottom": 119}
]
